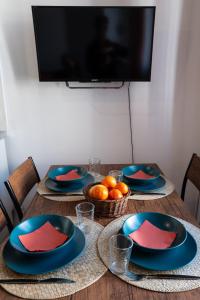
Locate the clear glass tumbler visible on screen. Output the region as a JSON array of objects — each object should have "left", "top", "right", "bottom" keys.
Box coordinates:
[
  {"left": 88, "top": 157, "right": 101, "bottom": 176},
  {"left": 75, "top": 202, "right": 95, "bottom": 234},
  {"left": 109, "top": 234, "right": 133, "bottom": 275},
  {"left": 108, "top": 170, "right": 123, "bottom": 182}
]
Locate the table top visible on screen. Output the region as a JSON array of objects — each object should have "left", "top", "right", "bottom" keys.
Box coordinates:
[{"left": 1, "top": 164, "right": 199, "bottom": 300}]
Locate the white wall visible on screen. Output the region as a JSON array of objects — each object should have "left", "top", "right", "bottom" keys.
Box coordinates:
[
  {"left": 0, "top": 78, "right": 6, "bottom": 132},
  {"left": 129, "top": 0, "right": 182, "bottom": 176},
  {"left": 130, "top": 0, "right": 200, "bottom": 217},
  {"left": 0, "top": 0, "right": 200, "bottom": 217},
  {"left": 170, "top": 0, "right": 200, "bottom": 217},
  {"left": 0, "top": 138, "right": 10, "bottom": 209}
]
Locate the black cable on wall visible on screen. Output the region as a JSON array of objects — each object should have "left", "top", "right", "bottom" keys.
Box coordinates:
[{"left": 127, "top": 82, "right": 134, "bottom": 163}]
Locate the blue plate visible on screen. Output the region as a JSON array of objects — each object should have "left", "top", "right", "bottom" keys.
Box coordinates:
[
  {"left": 124, "top": 176, "right": 166, "bottom": 192},
  {"left": 45, "top": 173, "right": 94, "bottom": 193},
  {"left": 122, "top": 165, "right": 160, "bottom": 185},
  {"left": 130, "top": 231, "right": 197, "bottom": 271},
  {"left": 3, "top": 226, "right": 85, "bottom": 275},
  {"left": 122, "top": 212, "right": 187, "bottom": 253},
  {"left": 10, "top": 215, "right": 75, "bottom": 256},
  {"left": 48, "top": 166, "right": 87, "bottom": 185}
]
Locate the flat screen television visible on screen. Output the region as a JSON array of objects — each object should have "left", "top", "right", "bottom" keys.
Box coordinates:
[{"left": 32, "top": 6, "right": 156, "bottom": 82}]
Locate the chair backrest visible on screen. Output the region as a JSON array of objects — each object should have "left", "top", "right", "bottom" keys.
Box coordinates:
[
  {"left": 4, "top": 157, "right": 40, "bottom": 220},
  {"left": 0, "top": 198, "right": 13, "bottom": 233},
  {"left": 181, "top": 153, "right": 200, "bottom": 200}
]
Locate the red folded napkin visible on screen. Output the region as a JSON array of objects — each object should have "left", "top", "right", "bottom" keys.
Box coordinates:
[
  {"left": 128, "top": 170, "right": 155, "bottom": 179},
  {"left": 18, "top": 221, "right": 68, "bottom": 252},
  {"left": 129, "top": 220, "right": 176, "bottom": 249},
  {"left": 56, "top": 169, "right": 81, "bottom": 181}
]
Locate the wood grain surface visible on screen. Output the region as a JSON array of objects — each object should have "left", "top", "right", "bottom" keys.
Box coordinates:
[{"left": 0, "top": 164, "right": 199, "bottom": 300}]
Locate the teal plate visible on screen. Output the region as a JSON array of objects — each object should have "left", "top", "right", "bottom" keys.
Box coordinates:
[
  {"left": 10, "top": 215, "right": 75, "bottom": 256},
  {"left": 122, "top": 212, "right": 187, "bottom": 253},
  {"left": 48, "top": 166, "right": 87, "bottom": 184},
  {"left": 122, "top": 165, "right": 160, "bottom": 184},
  {"left": 45, "top": 173, "right": 94, "bottom": 193},
  {"left": 130, "top": 231, "right": 197, "bottom": 271},
  {"left": 3, "top": 226, "right": 85, "bottom": 275},
  {"left": 124, "top": 176, "right": 166, "bottom": 192}
]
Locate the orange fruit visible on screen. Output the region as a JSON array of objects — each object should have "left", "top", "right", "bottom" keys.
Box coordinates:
[
  {"left": 115, "top": 182, "right": 129, "bottom": 195},
  {"left": 101, "top": 176, "right": 117, "bottom": 188},
  {"left": 109, "top": 188, "right": 123, "bottom": 200},
  {"left": 89, "top": 184, "right": 108, "bottom": 200}
]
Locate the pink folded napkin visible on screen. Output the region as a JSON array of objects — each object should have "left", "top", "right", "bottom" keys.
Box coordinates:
[
  {"left": 128, "top": 170, "right": 155, "bottom": 179},
  {"left": 18, "top": 221, "right": 68, "bottom": 252},
  {"left": 56, "top": 169, "right": 81, "bottom": 181},
  {"left": 129, "top": 220, "right": 176, "bottom": 249}
]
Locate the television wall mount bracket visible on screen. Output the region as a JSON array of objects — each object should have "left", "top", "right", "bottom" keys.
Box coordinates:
[{"left": 66, "top": 81, "right": 124, "bottom": 89}]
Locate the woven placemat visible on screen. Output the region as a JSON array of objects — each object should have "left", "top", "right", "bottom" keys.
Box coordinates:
[
  {"left": 37, "top": 178, "right": 85, "bottom": 202},
  {"left": 129, "top": 176, "right": 174, "bottom": 200},
  {"left": 0, "top": 217, "right": 107, "bottom": 299},
  {"left": 98, "top": 214, "right": 200, "bottom": 293}
]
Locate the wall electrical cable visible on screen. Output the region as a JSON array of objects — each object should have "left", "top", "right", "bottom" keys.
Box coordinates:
[{"left": 127, "top": 82, "right": 134, "bottom": 163}]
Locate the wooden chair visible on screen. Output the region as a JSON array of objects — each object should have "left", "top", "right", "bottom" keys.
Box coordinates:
[
  {"left": 4, "top": 157, "right": 40, "bottom": 221},
  {"left": 181, "top": 153, "right": 200, "bottom": 217},
  {"left": 0, "top": 198, "right": 13, "bottom": 233}
]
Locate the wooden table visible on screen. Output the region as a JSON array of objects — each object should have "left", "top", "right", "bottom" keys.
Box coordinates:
[{"left": 1, "top": 164, "right": 200, "bottom": 300}]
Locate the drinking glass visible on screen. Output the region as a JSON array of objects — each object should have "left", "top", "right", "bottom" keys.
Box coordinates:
[
  {"left": 108, "top": 170, "right": 123, "bottom": 182},
  {"left": 75, "top": 202, "right": 95, "bottom": 234},
  {"left": 88, "top": 157, "right": 101, "bottom": 180},
  {"left": 109, "top": 234, "right": 133, "bottom": 275}
]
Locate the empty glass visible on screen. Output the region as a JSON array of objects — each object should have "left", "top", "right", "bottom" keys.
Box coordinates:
[
  {"left": 109, "top": 234, "right": 133, "bottom": 275},
  {"left": 88, "top": 157, "right": 101, "bottom": 180},
  {"left": 108, "top": 170, "right": 123, "bottom": 182},
  {"left": 75, "top": 202, "right": 95, "bottom": 234}
]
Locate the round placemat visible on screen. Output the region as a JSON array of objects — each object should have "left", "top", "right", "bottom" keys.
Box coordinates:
[
  {"left": 129, "top": 177, "right": 174, "bottom": 200},
  {"left": 0, "top": 217, "right": 107, "bottom": 299},
  {"left": 98, "top": 214, "right": 200, "bottom": 293},
  {"left": 37, "top": 179, "right": 85, "bottom": 202}
]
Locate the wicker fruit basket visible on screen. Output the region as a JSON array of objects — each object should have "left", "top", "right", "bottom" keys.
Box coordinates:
[{"left": 83, "top": 182, "right": 131, "bottom": 218}]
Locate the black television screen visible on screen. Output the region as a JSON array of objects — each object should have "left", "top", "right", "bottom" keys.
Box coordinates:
[{"left": 32, "top": 6, "right": 156, "bottom": 82}]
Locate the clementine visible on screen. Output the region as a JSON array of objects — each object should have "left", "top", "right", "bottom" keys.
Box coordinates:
[
  {"left": 109, "top": 188, "right": 123, "bottom": 200},
  {"left": 115, "top": 182, "right": 129, "bottom": 195},
  {"left": 89, "top": 184, "right": 108, "bottom": 200},
  {"left": 101, "top": 176, "right": 117, "bottom": 188}
]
